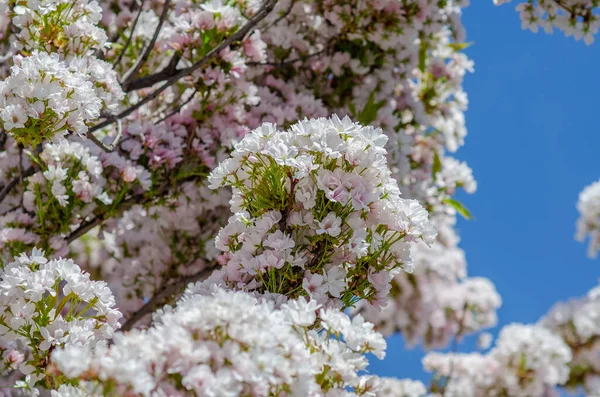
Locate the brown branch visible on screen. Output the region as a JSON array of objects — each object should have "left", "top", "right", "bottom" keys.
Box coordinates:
[
  {"left": 86, "top": 130, "right": 113, "bottom": 153},
  {"left": 120, "top": 263, "right": 218, "bottom": 331},
  {"left": 113, "top": 0, "right": 147, "bottom": 69},
  {"left": 263, "top": 0, "right": 294, "bottom": 30},
  {"left": 247, "top": 47, "right": 326, "bottom": 67},
  {"left": 104, "top": 0, "right": 277, "bottom": 101},
  {"left": 154, "top": 87, "right": 198, "bottom": 124},
  {"left": 0, "top": 166, "right": 35, "bottom": 204},
  {"left": 89, "top": 0, "right": 277, "bottom": 134},
  {"left": 120, "top": 0, "right": 172, "bottom": 86},
  {"left": 124, "top": 53, "right": 180, "bottom": 92},
  {"left": 65, "top": 214, "right": 106, "bottom": 243},
  {"left": 66, "top": 175, "right": 201, "bottom": 244},
  {"left": 440, "top": 303, "right": 469, "bottom": 397},
  {"left": 65, "top": 191, "right": 147, "bottom": 244},
  {"left": 86, "top": 115, "right": 123, "bottom": 152}
]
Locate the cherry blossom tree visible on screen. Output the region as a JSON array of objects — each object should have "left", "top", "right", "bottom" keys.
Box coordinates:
[{"left": 0, "top": 0, "right": 597, "bottom": 395}]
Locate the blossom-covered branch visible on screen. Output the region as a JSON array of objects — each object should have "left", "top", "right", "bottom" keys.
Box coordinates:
[{"left": 494, "top": 0, "right": 600, "bottom": 44}]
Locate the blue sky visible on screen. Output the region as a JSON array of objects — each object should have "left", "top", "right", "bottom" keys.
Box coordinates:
[{"left": 370, "top": 1, "right": 600, "bottom": 383}]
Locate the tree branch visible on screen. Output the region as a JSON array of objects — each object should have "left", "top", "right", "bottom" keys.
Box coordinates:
[
  {"left": 86, "top": 116, "right": 123, "bottom": 152},
  {"left": 88, "top": 0, "right": 277, "bottom": 134},
  {"left": 440, "top": 303, "right": 468, "bottom": 397},
  {"left": 120, "top": 0, "right": 172, "bottom": 86},
  {"left": 124, "top": 53, "right": 180, "bottom": 92},
  {"left": 65, "top": 214, "right": 106, "bottom": 243},
  {"left": 112, "top": 0, "right": 147, "bottom": 69},
  {"left": 263, "top": 0, "right": 293, "bottom": 30},
  {"left": 120, "top": 263, "right": 218, "bottom": 331},
  {"left": 154, "top": 87, "right": 198, "bottom": 124},
  {"left": 247, "top": 47, "right": 326, "bottom": 67},
  {"left": 66, "top": 174, "right": 201, "bottom": 244},
  {"left": 106, "top": 0, "right": 277, "bottom": 100},
  {"left": 0, "top": 166, "right": 35, "bottom": 204}
]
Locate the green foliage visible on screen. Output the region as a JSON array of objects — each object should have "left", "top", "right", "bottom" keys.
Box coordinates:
[
  {"left": 349, "top": 92, "right": 387, "bottom": 125},
  {"left": 443, "top": 198, "right": 473, "bottom": 220}
]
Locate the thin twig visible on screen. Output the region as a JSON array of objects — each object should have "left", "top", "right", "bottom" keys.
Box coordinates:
[
  {"left": 120, "top": 263, "right": 218, "bottom": 331},
  {"left": 440, "top": 303, "right": 469, "bottom": 397},
  {"left": 98, "top": 0, "right": 143, "bottom": 60},
  {"left": 111, "top": 119, "right": 124, "bottom": 148},
  {"left": 86, "top": 117, "right": 123, "bottom": 152},
  {"left": 66, "top": 174, "right": 201, "bottom": 243},
  {"left": 18, "top": 146, "right": 24, "bottom": 206},
  {"left": 263, "top": 0, "right": 294, "bottom": 30},
  {"left": 247, "top": 47, "right": 326, "bottom": 66},
  {"left": 0, "top": 51, "right": 14, "bottom": 64},
  {"left": 154, "top": 87, "right": 198, "bottom": 124},
  {"left": 120, "top": 0, "right": 172, "bottom": 85},
  {"left": 113, "top": 0, "right": 147, "bottom": 69},
  {"left": 0, "top": 166, "right": 35, "bottom": 204},
  {"left": 86, "top": 131, "right": 114, "bottom": 153}
]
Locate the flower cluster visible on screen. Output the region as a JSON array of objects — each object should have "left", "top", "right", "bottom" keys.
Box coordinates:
[
  {"left": 100, "top": 0, "right": 264, "bottom": 115},
  {"left": 25, "top": 139, "right": 111, "bottom": 209},
  {"left": 576, "top": 179, "right": 600, "bottom": 257},
  {"left": 360, "top": 216, "right": 501, "bottom": 349},
  {"left": 68, "top": 57, "right": 124, "bottom": 114},
  {"left": 540, "top": 282, "right": 600, "bottom": 395},
  {"left": 0, "top": 210, "right": 41, "bottom": 265},
  {"left": 376, "top": 378, "right": 428, "bottom": 397},
  {"left": 424, "top": 324, "right": 572, "bottom": 397},
  {"left": 90, "top": 119, "right": 190, "bottom": 193},
  {"left": 1, "top": 0, "right": 124, "bottom": 145},
  {"left": 253, "top": 0, "right": 477, "bottom": 218},
  {"left": 0, "top": 140, "right": 113, "bottom": 260},
  {"left": 243, "top": 0, "right": 496, "bottom": 352},
  {"left": 494, "top": 0, "right": 600, "bottom": 45},
  {"left": 209, "top": 116, "right": 436, "bottom": 308},
  {"left": 0, "top": 249, "right": 121, "bottom": 388},
  {"left": 0, "top": 51, "right": 102, "bottom": 145},
  {"left": 0, "top": 339, "right": 24, "bottom": 377},
  {"left": 11, "top": 0, "right": 107, "bottom": 57},
  {"left": 51, "top": 284, "right": 385, "bottom": 396},
  {"left": 0, "top": 0, "right": 589, "bottom": 394}
]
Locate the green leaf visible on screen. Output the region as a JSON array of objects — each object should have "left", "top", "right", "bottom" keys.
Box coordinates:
[
  {"left": 443, "top": 198, "right": 473, "bottom": 220},
  {"left": 448, "top": 41, "right": 473, "bottom": 52},
  {"left": 432, "top": 151, "right": 442, "bottom": 181},
  {"left": 356, "top": 92, "right": 387, "bottom": 125}
]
